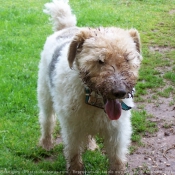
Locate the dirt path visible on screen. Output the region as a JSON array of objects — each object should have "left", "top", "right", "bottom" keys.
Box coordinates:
[{"left": 127, "top": 92, "right": 175, "bottom": 174}]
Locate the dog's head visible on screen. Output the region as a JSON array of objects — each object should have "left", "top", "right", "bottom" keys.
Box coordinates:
[{"left": 68, "top": 27, "right": 142, "bottom": 119}]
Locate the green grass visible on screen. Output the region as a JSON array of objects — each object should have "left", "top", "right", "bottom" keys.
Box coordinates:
[
  {"left": 163, "top": 122, "right": 173, "bottom": 129},
  {"left": 1, "top": 0, "right": 175, "bottom": 174},
  {"left": 164, "top": 72, "right": 175, "bottom": 83},
  {"left": 131, "top": 110, "right": 158, "bottom": 143},
  {"left": 157, "top": 86, "right": 175, "bottom": 98}
]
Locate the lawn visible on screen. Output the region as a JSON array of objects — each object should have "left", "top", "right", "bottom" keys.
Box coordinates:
[{"left": 0, "top": 0, "right": 175, "bottom": 174}]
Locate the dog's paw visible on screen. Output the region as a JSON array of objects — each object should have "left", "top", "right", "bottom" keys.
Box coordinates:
[
  {"left": 108, "top": 162, "right": 125, "bottom": 175},
  {"left": 39, "top": 137, "right": 54, "bottom": 151}
]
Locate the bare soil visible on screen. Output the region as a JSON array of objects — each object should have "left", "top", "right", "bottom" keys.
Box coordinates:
[
  {"left": 127, "top": 46, "right": 175, "bottom": 175},
  {"left": 169, "top": 10, "right": 175, "bottom": 15},
  {"left": 127, "top": 97, "right": 175, "bottom": 175},
  {"left": 149, "top": 46, "right": 174, "bottom": 53}
]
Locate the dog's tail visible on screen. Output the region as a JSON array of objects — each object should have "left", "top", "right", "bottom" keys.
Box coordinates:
[{"left": 43, "top": 0, "right": 77, "bottom": 32}]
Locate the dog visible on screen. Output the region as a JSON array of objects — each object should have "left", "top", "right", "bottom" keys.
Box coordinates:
[{"left": 37, "top": 0, "right": 142, "bottom": 174}]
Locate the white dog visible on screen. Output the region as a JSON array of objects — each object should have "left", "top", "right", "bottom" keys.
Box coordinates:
[{"left": 37, "top": 0, "right": 142, "bottom": 174}]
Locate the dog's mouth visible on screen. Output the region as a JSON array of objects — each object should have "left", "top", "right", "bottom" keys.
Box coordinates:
[
  {"left": 104, "top": 99, "right": 121, "bottom": 120},
  {"left": 85, "top": 88, "right": 133, "bottom": 120}
]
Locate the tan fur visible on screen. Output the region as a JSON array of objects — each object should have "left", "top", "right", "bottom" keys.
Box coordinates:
[
  {"left": 68, "top": 27, "right": 142, "bottom": 100},
  {"left": 128, "top": 28, "right": 141, "bottom": 53}
]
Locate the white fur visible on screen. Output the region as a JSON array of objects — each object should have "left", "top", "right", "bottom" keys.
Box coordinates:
[
  {"left": 44, "top": 0, "right": 76, "bottom": 31},
  {"left": 38, "top": 0, "right": 134, "bottom": 173}
]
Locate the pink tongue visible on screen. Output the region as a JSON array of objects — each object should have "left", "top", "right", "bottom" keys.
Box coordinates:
[{"left": 105, "top": 100, "right": 121, "bottom": 120}]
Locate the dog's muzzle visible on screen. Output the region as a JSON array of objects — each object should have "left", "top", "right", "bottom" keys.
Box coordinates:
[{"left": 85, "top": 87, "right": 134, "bottom": 120}]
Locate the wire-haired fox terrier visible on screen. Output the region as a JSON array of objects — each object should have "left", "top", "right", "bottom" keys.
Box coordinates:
[{"left": 37, "top": 0, "right": 142, "bottom": 174}]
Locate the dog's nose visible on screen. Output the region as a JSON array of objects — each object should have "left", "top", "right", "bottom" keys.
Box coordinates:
[{"left": 113, "top": 89, "right": 126, "bottom": 98}]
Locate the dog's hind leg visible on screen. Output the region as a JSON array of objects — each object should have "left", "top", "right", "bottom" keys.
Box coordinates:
[
  {"left": 87, "top": 135, "right": 99, "bottom": 151},
  {"left": 37, "top": 70, "right": 56, "bottom": 151}
]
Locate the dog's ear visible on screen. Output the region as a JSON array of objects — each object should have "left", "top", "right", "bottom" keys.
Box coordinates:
[
  {"left": 128, "top": 29, "right": 141, "bottom": 53},
  {"left": 68, "top": 29, "right": 92, "bottom": 69}
]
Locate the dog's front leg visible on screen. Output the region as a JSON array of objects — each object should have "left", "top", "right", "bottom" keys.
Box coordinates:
[
  {"left": 108, "top": 158, "right": 125, "bottom": 175},
  {"left": 104, "top": 128, "right": 129, "bottom": 175},
  {"left": 105, "top": 140, "right": 126, "bottom": 175},
  {"left": 67, "top": 154, "right": 84, "bottom": 175},
  {"left": 62, "top": 132, "right": 86, "bottom": 175}
]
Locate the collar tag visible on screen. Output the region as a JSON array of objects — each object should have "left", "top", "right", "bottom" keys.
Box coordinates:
[
  {"left": 121, "top": 101, "right": 132, "bottom": 111},
  {"left": 85, "top": 88, "right": 104, "bottom": 109}
]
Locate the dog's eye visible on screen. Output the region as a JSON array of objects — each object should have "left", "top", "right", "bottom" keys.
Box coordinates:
[
  {"left": 124, "top": 52, "right": 137, "bottom": 62},
  {"left": 98, "top": 59, "right": 104, "bottom": 64}
]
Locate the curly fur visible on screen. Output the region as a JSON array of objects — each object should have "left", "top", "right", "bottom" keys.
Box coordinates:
[{"left": 37, "top": 0, "right": 142, "bottom": 174}]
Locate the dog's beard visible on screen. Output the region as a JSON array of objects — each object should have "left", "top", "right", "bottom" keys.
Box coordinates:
[{"left": 80, "top": 71, "right": 134, "bottom": 120}]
